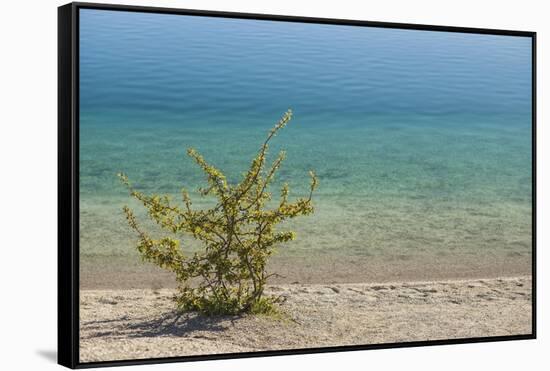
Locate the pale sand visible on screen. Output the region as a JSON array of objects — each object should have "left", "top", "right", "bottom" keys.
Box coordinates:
[{"left": 80, "top": 276, "right": 532, "bottom": 363}]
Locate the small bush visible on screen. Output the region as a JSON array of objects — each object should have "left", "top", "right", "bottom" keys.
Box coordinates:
[{"left": 118, "top": 110, "right": 317, "bottom": 315}]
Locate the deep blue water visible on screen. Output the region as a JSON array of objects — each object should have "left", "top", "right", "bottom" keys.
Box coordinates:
[{"left": 79, "top": 9, "right": 532, "bottom": 262}]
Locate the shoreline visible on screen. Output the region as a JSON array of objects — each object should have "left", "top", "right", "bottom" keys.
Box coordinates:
[
  {"left": 80, "top": 275, "right": 532, "bottom": 363},
  {"left": 80, "top": 253, "right": 532, "bottom": 290}
]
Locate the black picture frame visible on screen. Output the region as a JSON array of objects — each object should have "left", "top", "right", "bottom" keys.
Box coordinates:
[{"left": 58, "top": 2, "right": 537, "bottom": 368}]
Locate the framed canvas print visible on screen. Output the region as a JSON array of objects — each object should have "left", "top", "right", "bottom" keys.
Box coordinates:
[{"left": 58, "top": 2, "right": 536, "bottom": 368}]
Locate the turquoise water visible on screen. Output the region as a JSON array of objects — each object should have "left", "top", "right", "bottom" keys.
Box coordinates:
[{"left": 79, "top": 9, "right": 532, "bottom": 265}]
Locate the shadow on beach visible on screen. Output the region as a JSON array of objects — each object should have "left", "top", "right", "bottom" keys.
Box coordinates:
[{"left": 85, "top": 310, "right": 239, "bottom": 339}]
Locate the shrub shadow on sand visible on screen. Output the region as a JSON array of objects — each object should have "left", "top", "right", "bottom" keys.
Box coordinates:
[{"left": 84, "top": 311, "right": 240, "bottom": 339}]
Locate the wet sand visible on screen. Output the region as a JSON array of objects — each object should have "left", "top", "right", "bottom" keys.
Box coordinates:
[{"left": 80, "top": 253, "right": 531, "bottom": 289}]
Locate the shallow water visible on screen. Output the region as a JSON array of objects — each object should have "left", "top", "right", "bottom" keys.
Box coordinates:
[{"left": 79, "top": 10, "right": 532, "bottom": 268}]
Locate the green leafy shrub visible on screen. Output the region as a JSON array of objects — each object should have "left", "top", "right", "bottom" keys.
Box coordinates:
[{"left": 118, "top": 110, "right": 317, "bottom": 315}]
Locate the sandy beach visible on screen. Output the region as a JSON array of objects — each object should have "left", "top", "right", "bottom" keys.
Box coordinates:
[
  {"left": 80, "top": 252, "right": 531, "bottom": 289},
  {"left": 75, "top": 10, "right": 534, "bottom": 365},
  {"left": 80, "top": 275, "right": 532, "bottom": 362}
]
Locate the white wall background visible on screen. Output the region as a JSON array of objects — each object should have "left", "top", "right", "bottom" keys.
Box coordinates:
[{"left": 0, "top": 0, "right": 546, "bottom": 369}]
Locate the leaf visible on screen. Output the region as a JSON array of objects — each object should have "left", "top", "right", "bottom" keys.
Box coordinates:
[{"left": 118, "top": 110, "right": 317, "bottom": 315}]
